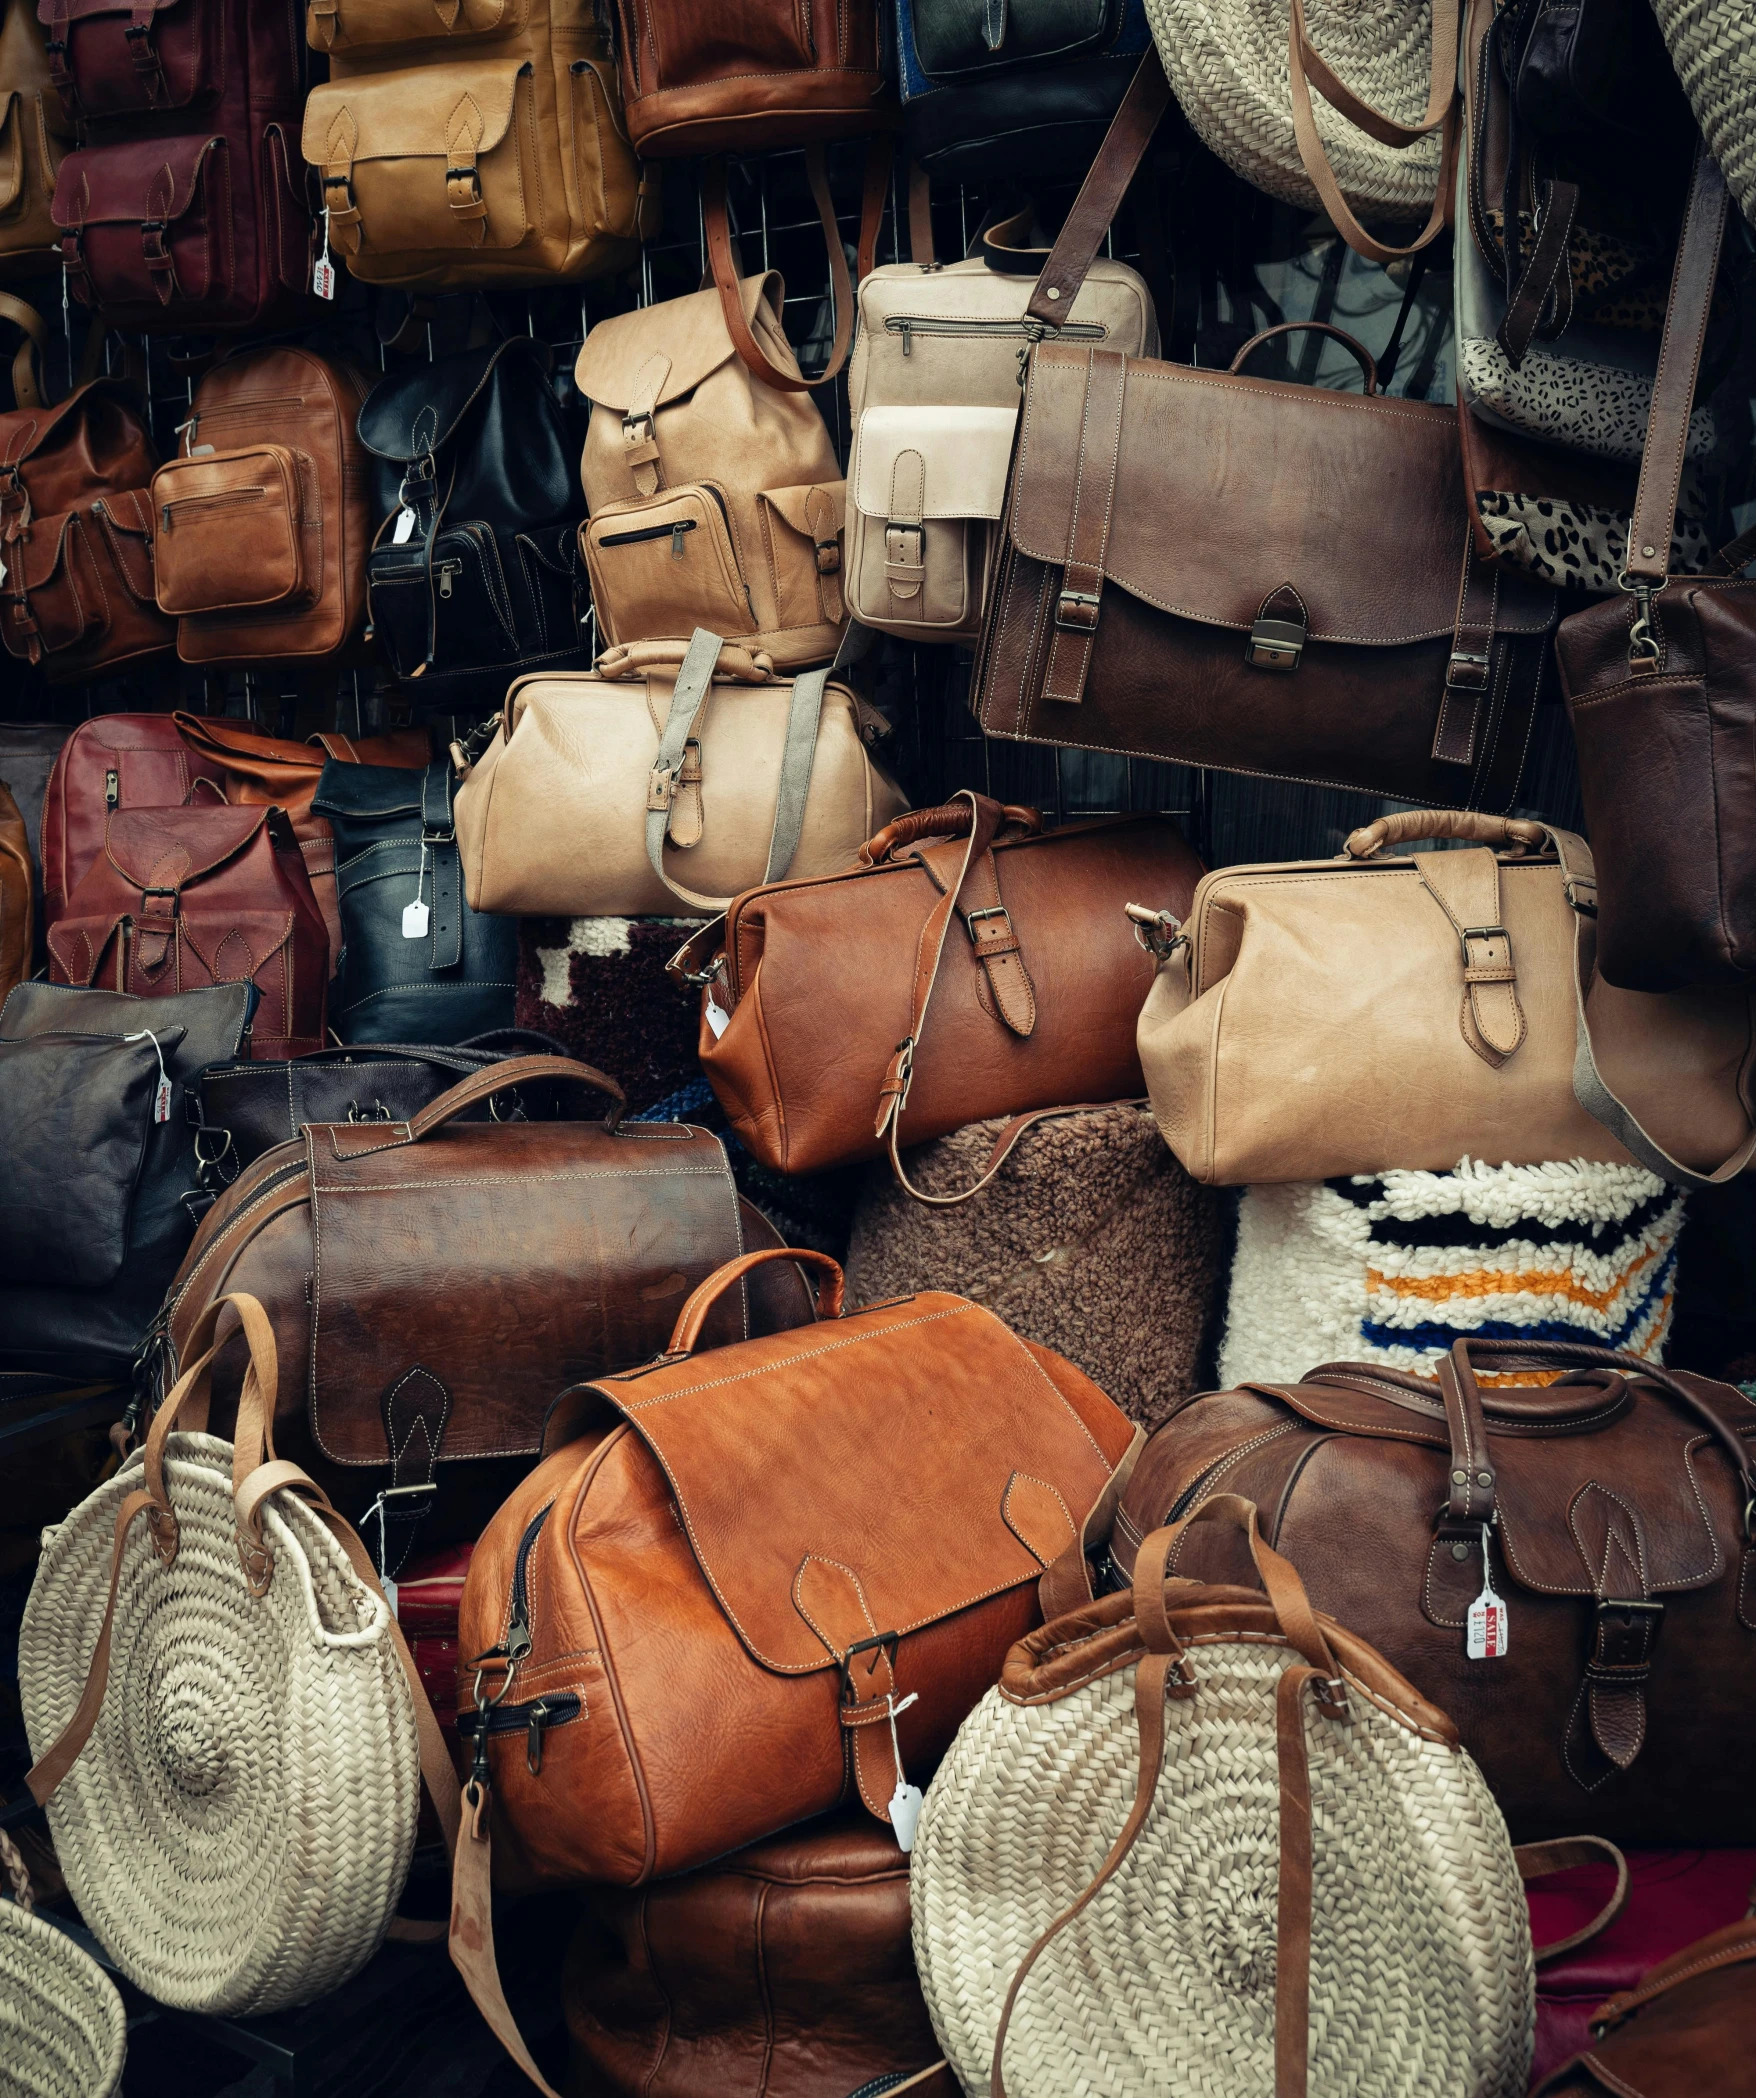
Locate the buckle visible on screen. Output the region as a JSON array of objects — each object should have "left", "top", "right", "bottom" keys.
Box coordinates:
[
  {"left": 1588, "top": 1597, "right": 1664, "bottom": 1678},
  {"left": 445, "top": 165, "right": 483, "bottom": 196},
  {"left": 814, "top": 537, "right": 842, "bottom": 575},
  {"left": 646, "top": 762, "right": 678, "bottom": 813},
  {"left": 140, "top": 885, "right": 179, "bottom": 912},
  {"left": 963, "top": 903, "right": 1014, "bottom": 949},
  {"left": 322, "top": 173, "right": 356, "bottom": 210},
  {"left": 621, "top": 409, "right": 655, "bottom": 444},
  {"left": 838, "top": 1631, "right": 899, "bottom": 1706},
  {"left": 1446, "top": 648, "right": 1490, "bottom": 691},
  {"left": 1054, "top": 585, "right": 1102, "bottom": 633},
  {"left": 884, "top": 522, "right": 924, "bottom": 568},
  {"left": 1246, "top": 616, "right": 1305, "bottom": 670},
  {"left": 1458, "top": 923, "right": 1509, "bottom": 968}
]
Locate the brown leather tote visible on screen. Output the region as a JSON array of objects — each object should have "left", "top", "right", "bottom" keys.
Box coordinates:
[
  {"left": 1086, "top": 1337, "right": 1756, "bottom": 1846},
  {"left": 970, "top": 51, "right": 1557, "bottom": 811},
  {"left": 1555, "top": 143, "right": 1756, "bottom": 993},
  {"left": 154, "top": 1056, "right": 819, "bottom": 1570},
  {"left": 447, "top": 1243, "right": 1135, "bottom": 2093},
  {"left": 1534, "top": 1914, "right": 1756, "bottom": 2098},
  {"left": 149, "top": 346, "right": 375, "bottom": 666},
  {"left": 46, "top": 802, "right": 330, "bottom": 1060},
  {"left": 563, "top": 1813, "right": 955, "bottom": 2098},
  {"left": 671, "top": 789, "right": 1203, "bottom": 1197}
]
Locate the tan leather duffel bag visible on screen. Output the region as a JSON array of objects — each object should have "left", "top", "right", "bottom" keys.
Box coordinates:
[
  {"left": 576, "top": 276, "right": 849, "bottom": 667},
  {"left": 452, "top": 631, "right": 906, "bottom": 916},
  {"left": 672, "top": 790, "right": 1204, "bottom": 1196},
  {"left": 1133, "top": 809, "right": 1756, "bottom": 1188}
]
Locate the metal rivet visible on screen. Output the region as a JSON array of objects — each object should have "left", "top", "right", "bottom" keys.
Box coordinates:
[
  {"left": 1641, "top": 544, "right": 1655, "bottom": 558},
  {"left": 1477, "top": 1472, "right": 1493, "bottom": 1487},
  {"left": 1045, "top": 285, "right": 1061, "bottom": 301},
  {"left": 1451, "top": 1469, "right": 1468, "bottom": 1484},
  {"left": 1451, "top": 1542, "right": 1470, "bottom": 1561}
]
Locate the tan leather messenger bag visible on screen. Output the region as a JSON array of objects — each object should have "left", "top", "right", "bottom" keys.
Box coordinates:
[{"left": 1133, "top": 809, "right": 1756, "bottom": 1189}]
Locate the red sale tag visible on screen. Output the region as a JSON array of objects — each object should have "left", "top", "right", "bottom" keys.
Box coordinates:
[{"left": 1466, "top": 1526, "right": 1509, "bottom": 1660}]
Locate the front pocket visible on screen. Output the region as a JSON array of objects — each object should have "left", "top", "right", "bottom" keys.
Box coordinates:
[
  {"left": 152, "top": 446, "right": 313, "bottom": 616},
  {"left": 847, "top": 404, "right": 1018, "bottom": 634},
  {"left": 645, "top": 0, "right": 816, "bottom": 88},
  {"left": 38, "top": 0, "right": 213, "bottom": 119},
  {"left": 303, "top": 59, "right": 533, "bottom": 262},
  {"left": 584, "top": 484, "right": 757, "bottom": 647},
  {"left": 756, "top": 483, "right": 844, "bottom": 635},
  {"left": 0, "top": 509, "right": 103, "bottom": 664},
  {"left": 53, "top": 131, "right": 230, "bottom": 313},
  {"left": 369, "top": 520, "right": 519, "bottom": 679},
  {"left": 306, "top": 0, "right": 528, "bottom": 57}
]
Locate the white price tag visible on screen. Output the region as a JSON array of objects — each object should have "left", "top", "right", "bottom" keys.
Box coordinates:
[
  {"left": 392, "top": 506, "right": 417, "bottom": 545},
  {"left": 1466, "top": 1526, "right": 1509, "bottom": 1661},
  {"left": 0, "top": 552, "right": 8, "bottom": 588},
  {"left": 312, "top": 208, "right": 337, "bottom": 300},
  {"left": 154, "top": 1075, "right": 173, "bottom": 1124},
  {"left": 381, "top": 1576, "right": 398, "bottom": 1620},
  {"left": 704, "top": 989, "right": 730, "bottom": 1039},
  {"left": 888, "top": 1778, "right": 924, "bottom": 1853},
  {"left": 401, "top": 898, "right": 430, "bottom": 940}
]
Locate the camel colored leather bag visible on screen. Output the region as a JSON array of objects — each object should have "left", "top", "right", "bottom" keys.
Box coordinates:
[
  {"left": 452, "top": 631, "right": 906, "bottom": 917},
  {"left": 1134, "top": 809, "right": 1756, "bottom": 1188},
  {"left": 0, "top": 0, "right": 69, "bottom": 275},
  {"left": 300, "top": 0, "right": 651, "bottom": 290},
  {"left": 576, "top": 276, "right": 849, "bottom": 668}
]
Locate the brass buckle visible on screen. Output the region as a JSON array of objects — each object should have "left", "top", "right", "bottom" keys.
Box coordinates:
[
  {"left": 1054, "top": 586, "right": 1101, "bottom": 633},
  {"left": 1458, "top": 923, "right": 1508, "bottom": 967},
  {"left": 963, "top": 904, "right": 1014, "bottom": 948}
]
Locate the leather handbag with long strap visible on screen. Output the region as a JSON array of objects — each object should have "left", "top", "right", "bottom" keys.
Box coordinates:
[
  {"left": 968, "top": 48, "right": 1557, "bottom": 811},
  {"left": 452, "top": 631, "right": 907, "bottom": 918},
  {"left": 1133, "top": 807, "right": 1756, "bottom": 1190},
  {"left": 670, "top": 788, "right": 1204, "bottom": 1200},
  {"left": 444, "top": 1243, "right": 1136, "bottom": 2094},
  {"left": 1094, "top": 1338, "right": 1756, "bottom": 1844},
  {"left": 1554, "top": 142, "right": 1756, "bottom": 993},
  {"left": 153, "top": 1056, "right": 819, "bottom": 1571}
]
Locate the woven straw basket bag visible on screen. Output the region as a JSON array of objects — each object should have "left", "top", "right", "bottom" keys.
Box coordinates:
[
  {"left": 912, "top": 1493, "right": 1542, "bottom": 2097},
  {"left": 1144, "top": 0, "right": 1458, "bottom": 263},
  {"left": 0, "top": 1831, "right": 125, "bottom": 2098},
  {"left": 1653, "top": 3, "right": 1756, "bottom": 232},
  {"left": 18, "top": 1294, "right": 458, "bottom": 2018}
]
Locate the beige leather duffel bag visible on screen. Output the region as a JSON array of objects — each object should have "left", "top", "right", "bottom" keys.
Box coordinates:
[
  {"left": 452, "top": 628, "right": 906, "bottom": 916},
  {"left": 1133, "top": 810, "right": 1756, "bottom": 1187},
  {"left": 575, "top": 275, "right": 848, "bottom": 668}
]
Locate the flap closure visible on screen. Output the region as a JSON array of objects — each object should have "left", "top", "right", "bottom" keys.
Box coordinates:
[
  {"left": 90, "top": 487, "right": 155, "bottom": 605},
  {"left": 357, "top": 333, "right": 550, "bottom": 467},
  {"left": 757, "top": 481, "right": 845, "bottom": 544},
  {"left": 311, "top": 759, "right": 429, "bottom": 822},
  {"left": 40, "top": 0, "right": 183, "bottom": 22},
  {"left": 2, "top": 510, "right": 95, "bottom": 653},
  {"left": 597, "top": 1293, "right": 1119, "bottom": 1673},
  {"left": 915, "top": 0, "right": 1116, "bottom": 74},
  {"left": 306, "top": 1120, "right": 748, "bottom": 1464},
  {"left": 1009, "top": 341, "right": 1544, "bottom": 646},
  {"left": 303, "top": 59, "right": 525, "bottom": 168},
  {"left": 152, "top": 445, "right": 303, "bottom": 613},
  {"left": 0, "top": 380, "right": 146, "bottom": 477},
  {"left": 53, "top": 133, "right": 219, "bottom": 229},
  {"left": 575, "top": 275, "right": 777, "bottom": 414},
  {"left": 852, "top": 404, "right": 1018, "bottom": 523},
  {"left": 103, "top": 803, "right": 269, "bottom": 890}
]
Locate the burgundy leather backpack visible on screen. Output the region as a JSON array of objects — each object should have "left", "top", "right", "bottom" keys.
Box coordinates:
[
  {"left": 47, "top": 801, "right": 329, "bottom": 1058},
  {"left": 42, "top": 0, "right": 313, "bottom": 330}
]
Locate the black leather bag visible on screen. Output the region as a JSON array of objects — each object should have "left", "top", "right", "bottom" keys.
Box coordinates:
[
  {"left": 312, "top": 758, "right": 516, "bottom": 1046},
  {"left": 191, "top": 1027, "right": 575, "bottom": 1180},
  {"left": 358, "top": 336, "right": 592, "bottom": 704},
  {"left": 896, "top": 0, "right": 1153, "bottom": 178},
  {"left": 0, "top": 979, "right": 254, "bottom": 1377}
]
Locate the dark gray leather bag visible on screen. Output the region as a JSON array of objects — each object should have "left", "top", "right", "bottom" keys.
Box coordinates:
[{"left": 0, "top": 980, "right": 253, "bottom": 1378}]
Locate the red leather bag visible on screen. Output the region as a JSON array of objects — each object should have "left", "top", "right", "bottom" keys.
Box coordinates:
[
  {"left": 45, "top": 0, "right": 311, "bottom": 330},
  {"left": 46, "top": 802, "right": 329, "bottom": 1058}
]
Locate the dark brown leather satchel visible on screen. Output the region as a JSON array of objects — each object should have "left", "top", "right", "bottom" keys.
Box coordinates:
[
  {"left": 1534, "top": 1914, "right": 1756, "bottom": 2097},
  {"left": 46, "top": 801, "right": 330, "bottom": 1060},
  {"left": 0, "top": 772, "right": 28, "bottom": 1003},
  {"left": 1080, "top": 1337, "right": 1756, "bottom": 1846},
  {"left": 156, "top": 1056, "right": 818, "bottom": 1570},
  {"left": 672, "top": 789, "right": 1203, "bottom": 1199},
  {"left": 970, "top": 51, "right": 1557, "bottom": 810},
  {"left": 1554, "top": 143, "right": 1756, "bottom": 992},
  {"left": 564, "top": 1813, "right": 954, "bottom": 2098}
]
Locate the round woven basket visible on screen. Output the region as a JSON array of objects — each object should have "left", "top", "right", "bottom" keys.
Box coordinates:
[
  {"left": 0, "top": 1870, "right": 126, "bottom": 2098},
  {"left": 1146, "top": 0, "right": 1445, "bottom": 219},
  {"left": 1652, "top": 3, "right": 1756, "bottom": 230},
  {"left": 19, "top": 1431, "right": 421, "bottom": 2017},
  {"left": 913, "top": 1597, "right": 1534, "bottom": 2094}
]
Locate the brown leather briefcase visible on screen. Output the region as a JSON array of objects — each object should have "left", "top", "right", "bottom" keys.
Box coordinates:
[
  {"left": 672, "top": 790, "right": 1203, "bottom": 1198},
  {"left": 1086, "top": 1337, "right": 1756, "bottom": 1847},
  {"left": 970, "top": 51, "right": 1557, "bottom": 810},
  {"left": 156, "top": 1056, "right": 818, "bottom": 1570}
]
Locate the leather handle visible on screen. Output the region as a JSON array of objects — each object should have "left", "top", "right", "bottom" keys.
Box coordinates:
[
  {"left": 397, "top": 1057, "right": 626, "bottom": 1144},
  {"left": 0, "top": 290, "right": 47, "bottom": 410},
  {"left": 1229, "top": 321, "right": 1380, "bottom": 394},
  {"left": 1344, "top": 809, "right": 1549, "bottom": 857},
  {"left": 1517, "top": 1836, "right": 1631, "bottom": 1964},
  {"left": 1585, "top": 1916, "right": 1756, "bottom": 2037},
  {"left": 1139, "top": 1494, "right": 1342, "bottom": 1686},
  {"left": 666, "top": 1249, "right": 844, "bottom": 1356},
  {"left": 860, "top": 800, "right": 1041, "bottom": 865}
]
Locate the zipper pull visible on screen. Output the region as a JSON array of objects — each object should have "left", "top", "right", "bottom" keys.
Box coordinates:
[
  {"left": 900, "top": 319, "right": 912, "bottom": 358},
  {"left": 525, "top": 1697, "right": 552, "bottom": 1775},
  {"left": 105, "top": 768, "right": 119, "bottom": 810},
  {"left": 160, "top": 502, "right": 173, "bottom": 531},
  {"left": 671, "top": 520, "right": 688, "bottom": 561},
  {"left": 506, "top": 1613, "right": 532, "bottom": 1665}
]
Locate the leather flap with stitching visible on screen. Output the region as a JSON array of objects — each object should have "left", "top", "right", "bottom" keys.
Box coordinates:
[
  {"left": 302, "top": 57, "right": 526, "bottom": 167},
  {"left": 52, "top": 133, "right": 221, "bottom": 230},
  {"left": 575, "top": 275, "right": 777, "bottom": 412},
  {"left": 851, "top": 404, "right": 1018, "bottom": 523}
]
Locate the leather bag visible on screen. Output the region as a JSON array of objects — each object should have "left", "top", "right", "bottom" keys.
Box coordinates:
[
  {"left": 0, "top": 357, "right": 173, "bottom": 679},
  {"left": 564, "top": 1813, "right": 953, "bottom": 2098},
  {"left": 1133, "top": 808, "right": 1756, "bottom": 1188},
  {"left": 576, "top": 277, "right": 850, "bottom": 667},
  {"left": 47, "top": 0, "right": 312, "bottom": 331},
  {"left": 358, "top": 335, "right": 591, "bottom": 699},
  {"left": 156, "top": 1055, "right": 820, "bottom": 1568},
  {"left": 1098, "top": 1339, "right": 1756, "bottom": 1844},
  {"left": 970, "top": 51, "right": 1558, "bottom": 810},
  {"left": 312, "top": 756, "right": 514, "bottom": 1045},
  {"left": 0, "top": 0, "right": 69, "bottom": 274},
  {"left": 1554, "top": 145, "right": 1756, "bottom": 994},
  {"left": 846, "top": 241, "right": 1157, "bottom": 645},
  {"left": 300, "top": 0, "right": 651, "bottom": 292},
  {"left": 0, "top": 718, "right": 67, "bottom": 954},
  {"left": 671, "top": 789, "right": 1203, "bottom": 1191},
  {"left": 0, "top": 773, "right": 28, "bottom": 1003},
  {"left": 46, "top": 802, "right": 330, "bottom": 1061},
  {"left": 0, "top": 977, "right": 252, "bottom": 1376},
  {"left": 149, "top": 346, "right": 374, "bottom": 666},
  {"left": 897, "top": 0, "right": 1155, "bottom": 180},
  {"left": 452, "top": 630, "right": 907, "bottom": 917},
  {"left": 1534, "top": 1915, "right": 1756, "bottom": 2098}
]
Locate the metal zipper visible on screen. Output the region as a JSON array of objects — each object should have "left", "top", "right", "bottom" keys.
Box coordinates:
[
  {"left": 599, "top": 515, "right": 698, "bottom": 555},
  {"left": 435, "top": 557, "right": 464, "bottom": 599},
  {"left": 504, "top": 1500, "right": 552, "bottom": 1661},
  {"left": 160, "top": 487, "right": 265, "bottom": 531},
  {"left": 885, "top": 314, "right": 1107, "bottom": 356},
  {"left": 456, "top": 1689, "right": 582, "bottom": 1775}
]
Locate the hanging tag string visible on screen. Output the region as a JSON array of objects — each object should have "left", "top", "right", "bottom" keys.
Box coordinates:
[{"left": 123, "top": 1029, "right": 173, "bottom": 1124}]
